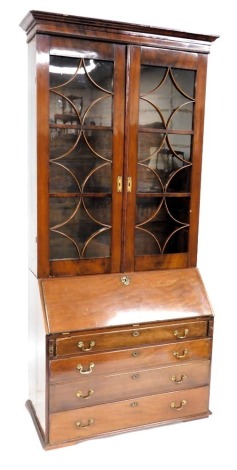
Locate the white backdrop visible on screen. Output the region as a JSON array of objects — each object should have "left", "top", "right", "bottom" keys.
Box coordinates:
[{"left": 1, "top": 1, "right": 236, "bottom": 468}]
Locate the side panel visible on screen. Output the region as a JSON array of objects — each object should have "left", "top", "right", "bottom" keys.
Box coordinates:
[
  {"left": 28, "top": 270, "right": 48, "bottom": 436},
  {"left": 28, "top": 38, "right": 37, "bottom": 275}
]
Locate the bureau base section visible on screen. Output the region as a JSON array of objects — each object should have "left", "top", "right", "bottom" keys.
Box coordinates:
[{"left": 48, "top": 386, "right": 210, "bottom": 448}]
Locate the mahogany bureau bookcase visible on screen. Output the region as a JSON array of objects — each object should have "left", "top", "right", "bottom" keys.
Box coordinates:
[{"left": 20, "top": 10, "right": 218, "bottom": 449}]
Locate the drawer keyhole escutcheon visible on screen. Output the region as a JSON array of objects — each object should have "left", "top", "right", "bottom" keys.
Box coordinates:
[
  {"left": 76, "top": 418, "right": 94, "bottom": 429},
  {"left": 173, "top": 349, "right": 188, "bottom": 359},
  {"left": 132, "top": 351, "right": 140, "bottom": 357},
  {"left": 132, "top": 331, "right": 140, "bottom": 337},
  {"left": 131, "top": 373, "right": 139, "bottom": 380},
  {"left": 171, "top": 374, "right": 187, "bottom": 383},
  {"left": 77, "top": 340, "right": 95, "bottom": 351},
  {"left": 171, "top": 400, "right": 187, "bottom": 410},
  {"left": 121, "top": 276, "right": 130, "bottom": 286},
  {"left": 174, "top": 329, "right": 189, "bottom": 339},
  {"left": 77, "top": 363, "right": 94, "bottom": 374},
  {"left": 76, "top": 389, "right": 94, "bottom": 399}
]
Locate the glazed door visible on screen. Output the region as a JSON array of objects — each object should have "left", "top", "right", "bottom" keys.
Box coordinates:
[
  {"left": 46, "top": 38, "right": 126, "bottom": 276},
  {"left": 123, "top": 46, "right": 207, "bottom": 272},
  {"left": 36, "top": 36, "right": 207, "bottom": 277}
]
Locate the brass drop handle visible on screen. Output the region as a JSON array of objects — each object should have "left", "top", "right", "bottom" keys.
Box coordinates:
[
  {"left": 77, "top": 363, "right": 94, "bottom": 374},
  {"left": 171, "top": 400, "right": 187, "bottom": 410},
  {"left": 78, "top": 340, "right": 95, "bottom": 352},
  {"left": 76, "top": 418, "right": 94, "bottom": 429},
  {"left": 174, "top": 328, "right": 189, "bottom": 339},
  {"left": 171, "top": 374, "right": 187, "bottom": 384},
  {"left": 173, "top": 349, "right": 188, "bottom": 359},
  {"left": 76, "top": 389, "right": 94, "bottom": 399},
  {"left": 132, "top": 331, "right": 140, "bottom": 337}
]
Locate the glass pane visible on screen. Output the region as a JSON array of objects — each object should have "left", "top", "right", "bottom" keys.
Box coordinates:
[
  {"left": 136, "top": 197, "right": 163, "bottom": 225},
  {"left": 168, "top": 102, "right": 194, "bottom": 131},
  {"left": 50, "top": 127, "right": 80, "bottom": 160},
  {"left": 83, "top": 96, "right": 112, "bottom": 127},
  {"left": 50, "top": 56, "right": 113, "bottom": 127},
  {"left": 140, "top": 66, "right": 167, "bottom": 95},
  {"left": 138, "top": 131, "right": 165, "bottom": 162},
  {"left": 83, "top": 229, "right": 111, "bottom": 258},
  {"left": 167, "top": 134, "right": 192, "bottom": 161},
  {"left": 139, "top": 65, "right": 195, "bottom": 130},
  {"left": 50, "top": 133, "right": 112, "bottom": 191},
  {"left": 50, "top": 161, "right": 81, "bottom": 193},
  {"left": 139, "top": 99, "right": 165, "bottom": 127},
  {"left": 166, "top": 197, "right": 190, "bottom": 224},
  {"left": 84, "top": 129, "right": 112, "bottom": 159},
  {"left": 137, "top": 137, "right": 191, "bottom": 190},
  {"left": 49, "top": 196, "right": 111, "bottom": 260},
  {"left": 49, "top": 55, "right": 114, "bottom": 262},
  {"left": 136, "top": 196, "right": 189, "bottom": 254},
  {"left": 137, "top": 165, "right": 162, "bottom": 193},
  {"left": 50, "top": 231, "right": 79, "bottom": 260},
  {"left": 171, "top": 69, "right": 195, "bottom": 99},
  {"left": 166, "top": 166, "right": 191, "bottom": 193},
  {"left": 163, "top": 228, "right": 189, "bottom": 254},
  {"left": 83, "top": 163, "right": 112, "bottom": 192}
]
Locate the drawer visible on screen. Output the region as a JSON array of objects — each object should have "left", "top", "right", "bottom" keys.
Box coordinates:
[
  {"left": 49, "top": 338, "right": 212, "bottom": 383},
  {"left": 49, "top": 360, "right": 210, "bottom": 412},
  {"left": 49, "top": 385, "right": 210, "bottom": 444},
  {"left": 55, "top": 319, "right": 209, "bottom": 356}
]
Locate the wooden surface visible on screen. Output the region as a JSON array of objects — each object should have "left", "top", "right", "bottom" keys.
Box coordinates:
[
  {"left": 23, "top": 10, "right": 218, "bottom": 278},
  {"left": 49, "top": 386, "right": 210, "bottom": 444},
  {"left": 20, "top": 11, "right": 218, "bottom": 52},
  {"left": 49, "top": 360, "right": 210, "bottom": 412},
  {"left": 49, "top": 338, "right": 212, "bottom": 382},
  {"left": 55, "top": 319, "right": 208, "bottom": 356},
  {"left": 41, "top": 268, "right": 213, "bottom": 333}
]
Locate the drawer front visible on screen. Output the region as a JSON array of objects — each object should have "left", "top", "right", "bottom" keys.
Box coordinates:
[
  {"left": 55, "top": 320, "right": 209, "bottom": 356},
  {"left": 49, "top": 338, "right": 212, "bottom": 383},
  {"left": 49, "top": 360, "right": 210, "bottom": 412},
  {"left": 49, "top": 385, "right": 210, "bottom": 444}
]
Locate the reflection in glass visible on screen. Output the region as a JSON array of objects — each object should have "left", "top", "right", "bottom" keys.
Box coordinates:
[
  {"left": 135, "top": 196, "right": 189, "bottom": 254},
  {"left": 137, "top": 136, "right": 191, "bottom": 190},
  {"left": 137, "top": 165, "right": 162, "bottom": 193},
  {"left": 138, "top": 131, "right": 165, "bottom": 162},
  {"left": 136, "top": 64, "right": 194, "bottom": 257},
  {"left": 49, "top": 196, "right": 111, "bottom": 259},
  {"left": 139, "top": 65, "right": 195, "bottom": 130},
  {"left": 49, "top": 56, "right": 113, "bottom": 126},
  {"left": 84, "top": 129, "right": 112, "bottom": 160},
  {"left": 49, "top": 55, "right": 114, "bottom": 261},
  {"left": 83, "top": 163, "right": 111, "bottom": 193},
  {"left": 167, "top": 134, "right": 192, "bottom": 161}
]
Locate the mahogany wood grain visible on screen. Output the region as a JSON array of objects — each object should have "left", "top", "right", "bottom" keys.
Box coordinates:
[
  {"left": 20, "top": 11, "right": 218, "bottom": 52},
  {"left": 135, "top": 253, "right": 188, "bottom": 270},
  {"left": 188, "top": 54, "right": 208, "bottom": 267},
  {"left": 55, "top": 319, "right": 209, "bottom": 356},
  {"left": 49, "top": 386, "right": 210, "bottom": 444},
  {"left": 49, "top": 360, "right": 210, "bottom": 412},
  {"left": 49, "top": 338, "right": 212, "bottom": 383},
  {"left": 36, "top": 34, "right": 50, "bottom": 278},
  {"left": 21, "top": 12, "right": 217, "bottom": 450},
  {"left": 41, "top": 268, "right": 213, "bottom": 333},
  {"left": 110, "top": 44, "right": 126, "bottom": 272}
]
